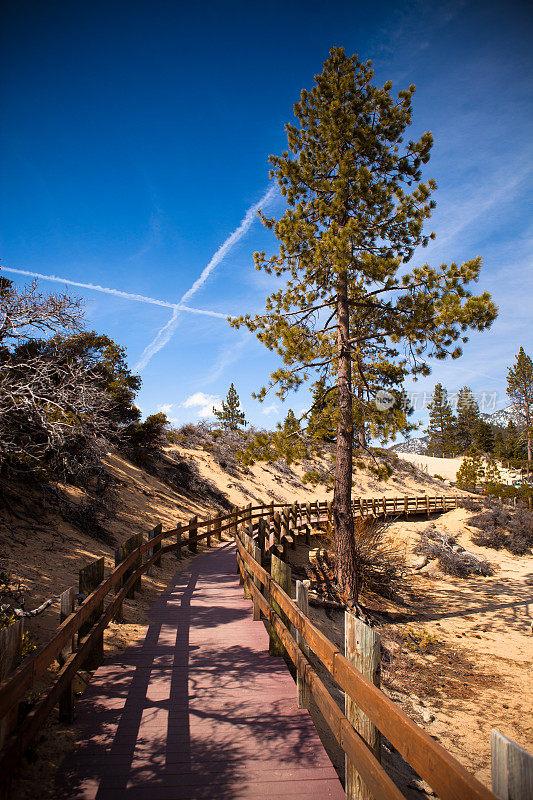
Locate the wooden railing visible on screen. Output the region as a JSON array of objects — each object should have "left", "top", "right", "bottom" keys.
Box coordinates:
[
  {"left": 234, "top": 499, "right": 497, "bottom": 800},
  {"left": 0, "top": 494, "right": 460, "bottom": 794}
]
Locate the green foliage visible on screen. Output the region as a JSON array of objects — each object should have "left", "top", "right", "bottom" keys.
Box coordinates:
[
  {"left": 456, "top": 447, "right": 484, "bottom": 491},
  {"left": 0, "top": 273, "right": 143, "bottom": 482},
  {"left": 368, "top": 462, "right": 393, "bottom": 481},
  {"left": 239, "top": 409, "right": 310, "bottom": 466},
  {"left": 227, "top": 46, "right": 496, "bottom": 595},
  {"left": 121, "top": 412, "right": 171, "bottom": 462},
  {"left": 306, "top": 376, "right": 417, "bottom": 448},
  {"left": 426, "top": 383, "right": 457, "bottom": 457},
  {"left": 474, "top": 418, "right": 495, "bottom": 453},
  {"left": 213, "top": 383, "right": 247, "bottom": 431},
  {"left": 455, "top": 387, "right": 480, "bottom": 452},
  {"left": 483, "top": 457, "right": 501, "bottom": 486},
  {"left": 232, "top": 47, "right": 496, "bottom": 417},
  {"left": 506, "top": 347, "right": 533, "bottom": 470},
  {"left": 51, "top": 331, "right": 142, "bottom": 425}
]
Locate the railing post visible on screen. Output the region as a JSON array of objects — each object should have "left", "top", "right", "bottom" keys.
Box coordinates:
[
  {"left": 491, "top": 729, "right": 533, "bottom": 800},
  {"left": 281, "top": 508, "right": 289, "bottom": 541},
  {"left": 0, "top": 619, "right": 23, "bottom": 752},
  {"left": 79, "top": 556, "right": 105, "bottom": 669},
  {"left": 251, "top": 544, "right": 261, "bottom": 621},
  {"left": 296, "top": 580, "right": 310, "bottom": 709},
  {"left": 345, "top": 612, "right": 381, "bottom": 800},
  {"left": 147, "top": 522, "right": 162, "bottom": 575},
  {"left": 175, "top": 522, "right": 182, "bottom": 556},
  {"left": 114, "top": 532, "right": 144, "bottom": 619},
  {"left": 269, "top": 554, "right": 291, "bottom": 657},
  {"left": 404, "top": 495, "right": 409, "bottom": 517},
  {"left": 189, "top": 515, "right": 198, "bottom": 553},
  {"left": 58, "top": 586, "right": 76, "bottom": 722},
  {"left": 60, "top": 585, "right": 76, "bottom": 656},
  {"left": 273, "top": 511, "right": 281, "bottom": 543},
  {"left": 257, "top": 517, "right": 267, "bottom": 565},
  {"left": 242, "top": 531, "right": 252, "bottom": 599},
  {"left": 206, "top": 517, "right": 211, "bottom": 548},
  {"left": 426, "top": 495, "right": 430, "bottom": 519},
  {"left": 306, "top": 501, "right": 311, "bottom": 528}
]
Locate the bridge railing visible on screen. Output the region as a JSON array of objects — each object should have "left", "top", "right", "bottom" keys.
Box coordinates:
[
  {"left": 0, "top": 493, "right": 459, "bottom": 793},
  {"left": 234, "top": 497, "right": 500, "bottom": 800}
]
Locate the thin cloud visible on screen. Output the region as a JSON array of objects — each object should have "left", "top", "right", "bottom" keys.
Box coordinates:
[
  {"left": 201, "top": 333, "right": 249, "bottom": 386},
  {"left": 429, "top": 153, "right": 533, "bottom": 252},
  {"left": 1, "top": 266, "right": 227, "bottom": 318},
  {"left": 182, "top": 391, "right": 221, "bottom": 418},
  {"left": 135, "top": 182, "right": 277, "bottom": 371},
  {"left": 157, "top": 403, "right": 173, "bottom": 414},
  {"left": 261, "top": 403, "right": 278, "bottom": 415}
]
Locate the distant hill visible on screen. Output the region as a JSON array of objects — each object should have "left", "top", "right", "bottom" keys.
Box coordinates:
[
  {"left": 388, "top": 404, "right": 522, "bottom": 455},
  {"left": 389, "top": 435, "right": 429, "bottom": 454},
  {"left": 485, "top": 403, "right": 522, "bottom": 428}
]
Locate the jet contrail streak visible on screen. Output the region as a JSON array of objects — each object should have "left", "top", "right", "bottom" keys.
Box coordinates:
[
  {"left": 135, "top": 182, "right": 277, "bottom": 371},
  {"left": 1, "top": 266, "right": 227, "bottom": 318}
]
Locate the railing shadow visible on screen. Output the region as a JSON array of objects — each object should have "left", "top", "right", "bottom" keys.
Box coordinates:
[{"left": 57, "top": 541, "right": 331, "bottom": 799}]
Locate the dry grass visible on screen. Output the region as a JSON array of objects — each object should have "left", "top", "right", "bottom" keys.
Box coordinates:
[{"left": 381, "top": 623, "right": 499, "bottom": 705}]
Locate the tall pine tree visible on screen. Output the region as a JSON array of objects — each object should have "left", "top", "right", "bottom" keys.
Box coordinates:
[
  {"left": 213, "top": 383, "right": 247, "bottom": 431},
  {"left": 426, "top": 384, "right": 456, "bottom": 457},
  {"left": 455, "top": 386, "right": 480, "bottom": 453},
  {"left": 232, "top": 48, "right": 497, "bottom": 599},
  {"left": 506, "top": 347, "right": 533, "bottom": 478}
]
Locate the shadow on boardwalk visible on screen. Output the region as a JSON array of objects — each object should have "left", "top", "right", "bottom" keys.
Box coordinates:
[{"left": 57, "top": 542, "right": 343, "bottom": 800}]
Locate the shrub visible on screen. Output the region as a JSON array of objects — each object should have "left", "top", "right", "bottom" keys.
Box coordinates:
[
  {"left": 325, "top": 517, "right": 407, "bottom": 602},
  {"left": 121, "top": 412, "right": 171, "bottom": 463},
  {"left": 415, "top": 532, "right": 493, "bottom": 577},
  {"left": 460, "top": 496, "right": 484, "bottom": 512},
  {"left": 470, "top": 507, "right": 533, "bottom": 555},
  {"left": 369, "top": 463, "right": 393, "bottom": 481},
  {"left": 404, "top": 625, "right": 439, "bottom": 653}
]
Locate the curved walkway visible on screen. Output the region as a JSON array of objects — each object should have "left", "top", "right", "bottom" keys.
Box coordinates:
[{"left": 56, "top": 541, "right": 344, "bottom": 799}]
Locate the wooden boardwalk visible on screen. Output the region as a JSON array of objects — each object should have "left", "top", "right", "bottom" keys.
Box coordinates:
[{"left": 56, "top": 541, "right": 344, "bottom": 800}]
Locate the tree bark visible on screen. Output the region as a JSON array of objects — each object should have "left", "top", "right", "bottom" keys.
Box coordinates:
[{"left": 334, "top": 270, "right": 357, "bottom": 601}]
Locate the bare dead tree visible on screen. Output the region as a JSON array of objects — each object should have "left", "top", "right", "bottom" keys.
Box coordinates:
[
  {"left": 0, "top": 276, "right": 83, "bottom": 346},
  {"left": 0, "top": 345, "right": 114, "bottom": 480},
  {"left": 0, "top": 274, "right": 115, "bottom": 482}
]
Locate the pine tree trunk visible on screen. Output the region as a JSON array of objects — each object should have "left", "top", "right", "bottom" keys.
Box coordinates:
[{"left": 334, "top": 271, "right": 357, "bottom": 601}]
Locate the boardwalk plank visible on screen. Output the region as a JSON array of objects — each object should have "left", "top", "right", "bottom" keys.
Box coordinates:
[{"left": 56, "top": 541, "right": 344, "bottom": 800}]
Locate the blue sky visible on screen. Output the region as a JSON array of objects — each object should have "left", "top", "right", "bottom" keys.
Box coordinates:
[{"left": 1, "top": 0, "right": 532, "bottom": 438}]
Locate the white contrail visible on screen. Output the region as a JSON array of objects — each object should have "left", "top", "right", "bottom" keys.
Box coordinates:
[
  {"left": 135, "top": 182, "right": 277, "bottom": 370},
  {"left": 1, "top": 266, "right": 227, "bottom": 319}
]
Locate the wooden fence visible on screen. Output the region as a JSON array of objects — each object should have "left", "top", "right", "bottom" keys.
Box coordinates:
[
  {"left": 0, "top": 493, "right": 476, "bottom": 797},
  {"left": 234, "top": 503, "right": 501, "bottom": 800}
]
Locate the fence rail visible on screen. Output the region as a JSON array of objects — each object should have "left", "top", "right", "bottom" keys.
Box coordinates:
[
  {"left": 0, "top": 493, "right": 460, "bottom": 795},
  {"left": 234, "top": 501, "right": 499, "bottom": 800}
]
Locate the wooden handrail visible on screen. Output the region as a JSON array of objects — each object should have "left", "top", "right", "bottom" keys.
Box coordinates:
[
  {"left": 0, "top": 493, "right": 459, "bottom": 783},
  {"left": 235, "top": 508, "right": 495, "bottom": 800}
]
